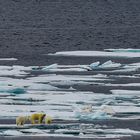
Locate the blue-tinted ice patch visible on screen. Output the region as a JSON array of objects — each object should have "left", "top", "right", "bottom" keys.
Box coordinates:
[
  {"left": 89, "top": 61, "right": 100, "bottom": 69},
  {"left": 0, "top": 86, "right": 26, "bottom": 94},
  {"left": 75, "top": 111, "right": 111, "bottom": 120},
  {"left": 8, "top": 88, "right": 26, "bottom": 94}
]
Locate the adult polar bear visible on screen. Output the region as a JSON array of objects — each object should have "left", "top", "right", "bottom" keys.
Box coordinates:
[{"left": 30, "top": 113, "right": 46, "bottom": 124}]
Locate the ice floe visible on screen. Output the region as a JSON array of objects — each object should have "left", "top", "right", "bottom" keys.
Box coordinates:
[
  {"left": 75, "top": 104, "right": 116, "bottom": 120},
  {"left": 100, "top": 105, "right": 115, "bottom": 115},
  {"left": 27, "top": 74, "right": 110, "bottom": 83},
  {"left": 0, "top": 58, "right": 17, "bottom": 61},
  {"left": 48, "top": 50, "right": 140, "bottom": 58},
  {"left": 0, "top": 77, "right": 61, "bottom": 91},
  {"left": 99, "top": 60, "right": 121, "bottom": 69},
  {"left": 39, "top": 61, "right": 140, "bottom": 73},
  {"left": 0, "top": 65, "right": 33, "bottom": 76},
  {"left": 27, "top": 83, "right": 59, "bottom": 91},
  {"left": 91, "top": 82, "right": 140, "bottom": 87},
  {"left": 0, "top": 69, "right": 28, "bottom": 76},
  {"left": 111, "top": 90, "right": 140, "bottom": 95},
  {"left": 42, "top": 63, "right": 58, "bottom": 71},
  {"left": 110, "top": 106, "right": 140, "bottom": 113},
  {"left": 105, "top": 48, "right": 140, "bottom": 53},
  {"left": 0, "top": 89, "right": 139, "bottom": 119},
  {"left": 75, "top": 111, "right": 111, "bottom": 120},
  {"left": 89, "top": 60, "right": 122, "bottom": 70},
  {"left": 3, "top": 130, "right": 23, "bottom": 136},
  {"left": 89, "top": 61, "right": 100, "bottom": 69},
  {"left": 40, "top": 60, "right": 133, "bottom": 72}
]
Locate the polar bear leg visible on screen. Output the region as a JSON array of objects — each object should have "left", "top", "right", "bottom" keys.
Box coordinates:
[
  {"left": 38, "top": 117, "right": 42, "bottom": 124},
  {"left": 31, "top": 120, "right": 35, "bottom": 124}
]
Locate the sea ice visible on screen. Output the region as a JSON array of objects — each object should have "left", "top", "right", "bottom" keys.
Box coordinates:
[
  {"left": 89, "top": 61, "right": 100, "bottom": 69},
  {"left": 0, "top": 58, "right": 17, "bottom": 61},
  {"left": 100, "top": 105, "right": 115, "bottom": 115},
  {"left": 3, "top": 130, "right": 23, "bottom": 136},
  {"left": 0, "top": 86, "right": 26, "bottom": 94},
  {"left": 48, "top": 50, "right": 140, "bottom": 58},
  {"left": 105, "top": 48, "right": 140, "bottom": 53},
  {"left": 42, "top": 63, "right": 58, "bottom": 71},
  {"left": 99, "top": 60, "right": 121, "bottom": 69},
  {"left": 75, "top": 111, "right": 110, "bottom": 120}
]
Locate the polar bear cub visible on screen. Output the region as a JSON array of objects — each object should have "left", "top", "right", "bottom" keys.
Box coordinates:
[
  {"left": 45, "top": 116, "right": 52, "bottom": 124},
  {"left": 16, "top": 116, "right": 30, "bottom": 126}
]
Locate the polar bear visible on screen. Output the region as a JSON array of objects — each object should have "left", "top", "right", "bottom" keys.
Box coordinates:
[
  {"left": 16, "top": 116, "right": 30, "bottom": 126},
  {"left": 30, "top": 113, "right": 46, "bottom": 124},
  {"left": 45, "top": 116, "right": 52, "bottom": 124}
]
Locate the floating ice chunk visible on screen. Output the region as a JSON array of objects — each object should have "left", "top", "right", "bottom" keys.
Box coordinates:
[
  {"left": 27, "top": 83, "right": 59, "bottom": 91},
  {"left": 68, "top": 87, "right": 76, "bottom": 91},
  {"left": 42, "top": 64, "right": 58, "bottom": 71},
  {"left": 101, "top": 105, "right": 115, "bottom": 115},
  {"left": 101, "top": 60, "right": 113, "bottom": 66},
  {"left": 75, "top": 111, "right": 110, "bottom": 120},
  {"left": 88, "top": 60, "right": 121, "bottom": 70},
  {"left": 0, "top": 66, "right": 11, "bottom": 70},
  {"left": 89, "top": 61, "right": 100, "bottom": 70},
  {"left": 48, "top": 51, "right": 140, "bottom": 58},
  {"left": 91, "top": 111, "right": 111, "bottom": 119},
  {"left": 106, "top": 48, "right": 140, "bottom": 53},
  {"left": 81, "top": 105, "right": 93, "bottom": 113},
  {"left": 111, "top": 90, "right": 140, "bottom": 95},
  {"left": 99, "top": 60, "right": 121, "bottom": 69},
  {"left": 105, "top": 83, "right": 140, "bottom": 87},
  {"left": 0, "top": 58, "right": 17, "bottom": 61},
  {"left": 0, "top": 65, "right": 33, "bottom": 76},
  {"left": 3, "top": 130, "right": 23, "bottom": 136},
  {"left": 0, "top": 69, "right": 28, "bottom": 76},
  {"left": 12, "top": 65, "right": 32, "bottom": 71}
]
